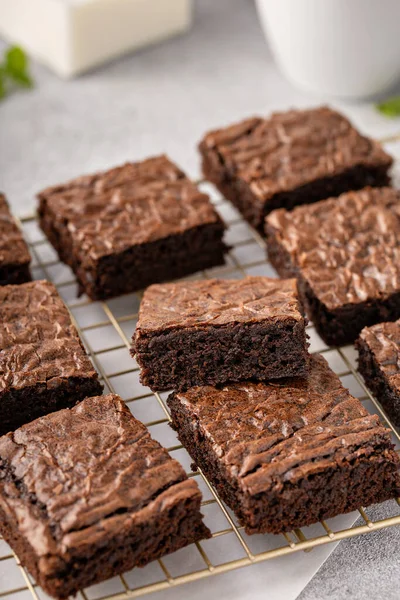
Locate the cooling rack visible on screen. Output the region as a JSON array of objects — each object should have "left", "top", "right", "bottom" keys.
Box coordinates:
[{"left": 1, "top": 164, "right": 400, "bottom": 600}]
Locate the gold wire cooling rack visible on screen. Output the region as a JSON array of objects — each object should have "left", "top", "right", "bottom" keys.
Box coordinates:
[{"left": 2, "top": 164, "right": 400, "bottom": 600}]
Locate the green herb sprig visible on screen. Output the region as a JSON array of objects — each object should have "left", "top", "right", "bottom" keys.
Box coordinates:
[
  {"left": 376, "top": 96, "right": 400, "bottom": 118},
  {"left": 0, "top": 46, "right": 34, "bottom": 101}
]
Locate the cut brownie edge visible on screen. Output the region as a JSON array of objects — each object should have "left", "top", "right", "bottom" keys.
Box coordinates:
[
  {"left": 201, "top": 151, "right": 265, "bottom": 228},
  {"left": 39, "top": 201, "right": 227, "bottom": 300},
  {"left": 134, "top": 320, "right": 309, "bottom": 391},
  {"left": 133, "top": 276, "right": 308, "bottom": 391},
  {"left": 89, "top": 222, "right": 228, "bottom": 300},
  {"left": 357, "top": 335, "right": 400, "bottom": 428},
  {"left": 301, "top": 282, "right": 400, "bottom": 347},
  {"left": 0, "top": 376, "right": 103, "bottom": 436},
  {"left": 168, "top": 390, "right": 399, "bottom": 534},
  {"left": 202, "top": 144, "right": 391, "bottom": 230},
  {"left": 0, "top": 194, "right": 31, "bottom": 285},
  {"left": 0, "top": 264, "right": 32, "bottom": 286}
]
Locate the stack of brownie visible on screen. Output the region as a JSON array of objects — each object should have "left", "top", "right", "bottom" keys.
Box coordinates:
[{"left": 132, "top": 274, "right": 400, "bottom": 535}]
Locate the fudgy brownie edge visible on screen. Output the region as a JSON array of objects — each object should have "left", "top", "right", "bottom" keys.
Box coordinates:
[
  {"left": 132, "top": 277, "right": 309, "bottom": 390},
  {"left": 0, "top": 193, "right": 31, "bottom": 285}
]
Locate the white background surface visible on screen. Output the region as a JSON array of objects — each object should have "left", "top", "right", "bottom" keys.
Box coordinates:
[{"left": 1, "top": 1, "right": 400, "bottom": 599}]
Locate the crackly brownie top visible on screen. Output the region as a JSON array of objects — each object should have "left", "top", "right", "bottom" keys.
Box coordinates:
[
  {"left": 0, "top": 280, "right": 99, "bottom": 392},
  {"left": 359, "top": 320, "right": 400, "bottom": 391},
  {"left": 170, "top": 354, "right": 394, "bottom": 496},
  {"left": 135, "top": 276, "right": 303, "bottom": 334},
  {"left": 0, "top": 194, "right": 31, "bottom": 267},
  {"left": 0, "top": 394, "right": 200, "bottom": 560},
  {"left": 266, "top": 187, "right": 400, "bottom": 310},
  {"left": 199, "top": 107, "right": 392, "bottom": 204},
  {"left": 38, "top": 155, "right": 222, "bottom": 262}
]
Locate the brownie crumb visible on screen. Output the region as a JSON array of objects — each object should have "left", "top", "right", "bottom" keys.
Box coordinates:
[{"left": 132, "top": 276, "right": 309, "bottom": 390}]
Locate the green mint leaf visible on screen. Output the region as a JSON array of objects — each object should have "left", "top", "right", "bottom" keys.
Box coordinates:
[
  {"left": 376, "top": 96, "right": 400, "bottom": 118},
  {"left": 4, "top": 46, "right": 33, "bottom": 88},
  {"left": 5, "top": 46, "right": 27, "bottom": 74}
]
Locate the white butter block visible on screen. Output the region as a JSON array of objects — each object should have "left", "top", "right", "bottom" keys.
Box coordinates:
[{"left": 0, "top": 0, "right": 192, "bottom": 78}]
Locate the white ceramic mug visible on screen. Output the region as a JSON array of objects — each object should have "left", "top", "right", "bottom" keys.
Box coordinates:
[{"left": 255, "top": 0, "right": 400, "bottom": 99}]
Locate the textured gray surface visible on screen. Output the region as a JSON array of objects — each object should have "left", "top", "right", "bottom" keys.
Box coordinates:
[
  {"left": 299, "top": 502, "right": 400, "bottom": 600},
  {"left": 0, "top": 1, "right": 399, "bottom": 599}
]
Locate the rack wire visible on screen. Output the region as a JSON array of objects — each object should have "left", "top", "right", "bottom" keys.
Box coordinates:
[{"left": 2, "top": 148, "right": 400, "bottom": 599}]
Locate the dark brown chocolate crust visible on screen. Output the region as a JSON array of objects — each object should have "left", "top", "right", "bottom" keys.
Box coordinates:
[
  {"left": 0, "top": 280, "right": 102, "bottom": 435},
  {"left": 168, "top": 354, "right": 400, "bottom": 534},
  {"left": 266, "top": 186, "right": 400, "bottom": 346},
  {"left": 37, "top": 155, "right": 228, "bottom": 300},
  {"left": 132, "top": 277, "right": 309, "bottom": 390},
  {"left": 199, "top": 107, "right": 392, "bottom": 229},
  {"left": 357, "top": 320, "right": 400, "bottom": 427},
  {"left": 0, "top": 193, "right": 31, "bottom": 285},
  {"left": 0, "top": 394, "right": 210, "bottom": 599}
]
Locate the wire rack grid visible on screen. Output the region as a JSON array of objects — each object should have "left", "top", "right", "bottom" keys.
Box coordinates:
[{"left": 2, "top": 153, "right": 400, "bottom": 600}]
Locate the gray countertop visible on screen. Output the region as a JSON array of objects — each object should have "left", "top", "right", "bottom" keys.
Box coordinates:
[
  {"left": 1, "top": 1, "right": 399, "bottom": 599},
  {"left": 299, "top": 503, "right": 400, "bottom": 600}
]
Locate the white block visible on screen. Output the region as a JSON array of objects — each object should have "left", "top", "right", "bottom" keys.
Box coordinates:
[{"left": 0, "top": 0, "right": 192, "bottom": 78}]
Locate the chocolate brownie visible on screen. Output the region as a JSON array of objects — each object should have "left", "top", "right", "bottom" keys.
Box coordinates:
[
  {"left": 357, "top": 320, "right": 400, "bottom": 427},
  {"left": 38, "top": 155, "right": 228, "bottom": 300},
  {"left": 266, "top": 187, "right": 400, "bottom": 346},
  {"left": 0, "top": 193, "right": 31, "bottom": 285},
  {"left": 168, "top": 354, "right": 400, "bottom": 535},
  {"left": 132, "top": 276, "right": 309, "bottom": 391},
  {"left": 199, "top": 106, "right": 392, "bottom": 229},
  {"left": 0, "top": 280, "right": 102, "bottom": 435},
  {"left": 0, "top": 394, "right": 210, "bottom": 599}
]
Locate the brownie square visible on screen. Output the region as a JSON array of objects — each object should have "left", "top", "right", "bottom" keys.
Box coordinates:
[
  {"left": 357, "top": 320, "right": 400, "bottom": 427},
  {"left": 199, "top": 106, "right": 392, "bottom": 229},
  {"left": 168, "top": 354, "right": 400, "bottom": 535},
  {"left": 38, "top": 155, "right": 228, "bottom": 300},
  {"left": 0, "top": 193, "right": 31, "bottom": 285},
  {"left": 132, "top": 276, "right": 309, "bottom": 391},
  {"left": 0, "top": 280, "right": 102, "bottom": 435},
  {"left": 266, "top": 186, "right": 400, "bottom": 346},
  {"left": 0, "top": 394, "right": 210, "bottom": 599}
]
